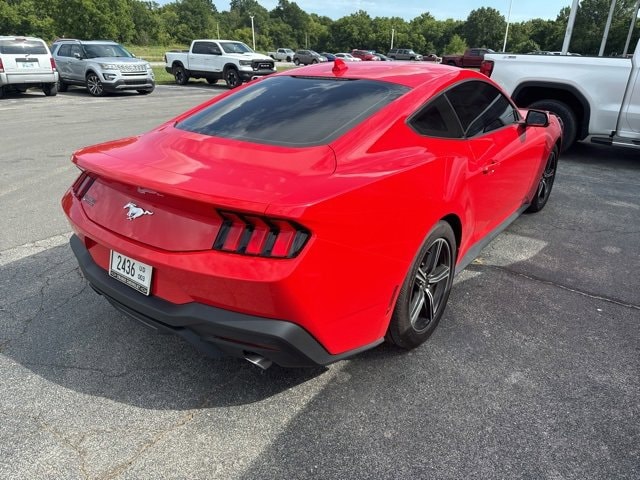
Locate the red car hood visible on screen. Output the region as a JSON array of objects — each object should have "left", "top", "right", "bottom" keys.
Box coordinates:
[{"left": 73, "top": 126, "right": 337, "bottom": 213}]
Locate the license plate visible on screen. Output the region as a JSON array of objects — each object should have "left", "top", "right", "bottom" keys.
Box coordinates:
[
  {"left": 109, "top": 250, "right": 153, "bottom": 295},
  {"left": 17, "top": 61, "right": 38, "bottom": 69}
]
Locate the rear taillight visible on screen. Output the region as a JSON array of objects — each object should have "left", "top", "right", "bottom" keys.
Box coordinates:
[
  {"left": 0, "top": 58, "right": 4, "bottom": 73},
  {"left": 213, "top": 210, "right": 310, "bottom": 258},
  {"left": 50, "top": 57, "right": 56, "bottom": 71},
  {"left": 71, "top": 171, "right": 95, "bottom": 198},
  {"left": 480, "top": 60, "right": 494, "bottom": 77}
]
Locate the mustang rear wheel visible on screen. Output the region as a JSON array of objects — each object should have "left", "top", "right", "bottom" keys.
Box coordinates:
[
  {"left": 387, "top": 221, "right": 456, "bottom": 349},
  {"left": 526, "top": 146, "right": 558, "bottom": 213}
]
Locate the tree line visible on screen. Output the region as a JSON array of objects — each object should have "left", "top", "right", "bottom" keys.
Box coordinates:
[{"left": 1, "top": 0, "right": 638, "bottom": 55}]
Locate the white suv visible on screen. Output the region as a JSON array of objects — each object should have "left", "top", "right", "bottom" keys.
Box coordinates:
[
  {"left": 51, "top": 39, "right": 155, "bottom": 96},
  {"left": 0, "top": 36, "right": 58, "bottom": 98}
]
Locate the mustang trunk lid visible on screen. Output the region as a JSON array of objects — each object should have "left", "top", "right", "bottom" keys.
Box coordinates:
[{"left": 73, "top": 128, "right": 336, "bottom": 251}]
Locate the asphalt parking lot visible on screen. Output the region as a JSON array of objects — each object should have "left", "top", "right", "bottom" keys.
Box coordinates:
[{"left": 1, "top": 86, "right": 639, "bottom": 479}]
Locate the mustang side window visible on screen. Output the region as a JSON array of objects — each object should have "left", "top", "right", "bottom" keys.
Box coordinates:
[
  {"left": 446, "top": 81, "right": 518, "bottom": 138},
  {"left": 409, "top": 94, "right": 463, "bottom": 139}
]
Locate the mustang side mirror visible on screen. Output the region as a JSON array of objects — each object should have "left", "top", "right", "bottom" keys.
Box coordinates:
[{"left": 525, "top": 109, "right": 549, "bottom": 127}]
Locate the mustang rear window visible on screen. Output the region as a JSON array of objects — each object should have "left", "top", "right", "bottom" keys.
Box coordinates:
[
  {"left": 176, "top": 76, "right": 409, "bottom": 147},
  {"left": 0, "top": 40, "right": 47, "bottom": 55}
]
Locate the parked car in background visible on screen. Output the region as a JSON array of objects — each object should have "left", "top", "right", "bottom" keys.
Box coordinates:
[
  {"left": 352, "top": 49, "right": 380, "bottom": 61},
  {"left": 63, "top": 62, "right": 561, "bottom": 369},
  {"left": 267, "top": 48, "right": 294, "bottom": 62},
  {"left": 52, "top": 39, "right": 154, "bottom": 96},
  {"left": 375, "top": 53, "right": 394, "bottom": 61},
  {"left": 0, "top": 36, "right": 58, "bottom": 98},
  {"left": 423, "top": 53, "right": 442, "bottom": 63},
  {"left": 164, "top": 40, "right": 275, "bottom": 89},
  {"left": 293, "top": 50, "right": 327, "bottom": 65},
  {"left": 321, "top": 52, "right": 336, "bottom": 61},
  {"left": 334, "top": 53, "right": 361, "bottom": 62},
  {"left": 387, "top": 48, "right": 423, "bottom": 61},
  {"left": 442, "top": 48, "right": 494, "bottom": 67}
]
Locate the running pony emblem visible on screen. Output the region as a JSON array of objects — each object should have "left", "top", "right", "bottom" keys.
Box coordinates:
[{"left": 124, "top": 202, "right": 153, "bottom": 220}]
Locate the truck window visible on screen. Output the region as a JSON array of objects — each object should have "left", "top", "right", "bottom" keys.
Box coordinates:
[{"left": 192, "top": 42, "right": 219, "bottom": 55}]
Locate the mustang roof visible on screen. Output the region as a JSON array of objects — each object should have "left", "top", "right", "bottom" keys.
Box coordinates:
[{"left": 281, "top": 61, "right": 473, "bottom": 88}]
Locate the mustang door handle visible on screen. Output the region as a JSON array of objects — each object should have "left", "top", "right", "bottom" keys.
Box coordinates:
[{"left": 482, "top": 160, "right": 498, "bottom": 175}]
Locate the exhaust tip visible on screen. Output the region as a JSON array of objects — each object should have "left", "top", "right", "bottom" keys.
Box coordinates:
[{"left": 244, "top": 352, "right": 273, "bottom": 370}]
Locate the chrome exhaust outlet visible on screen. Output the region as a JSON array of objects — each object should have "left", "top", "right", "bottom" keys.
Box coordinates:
[
  {"left": 244, "top": 352, "right": 273, "bottom": 370},
  {"left": 250, "top": 75, "right": 260, "bottom": 81}
]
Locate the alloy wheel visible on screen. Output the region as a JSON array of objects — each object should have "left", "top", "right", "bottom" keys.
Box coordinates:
[
  {"left": 86, "top": 74, "right": 104, "bottom": 96},
  {"left": 409, "top": 238, "right": 452, "bottom": 333}
]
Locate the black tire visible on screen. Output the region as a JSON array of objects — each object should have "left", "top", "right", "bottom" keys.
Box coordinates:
[
  {"left": 173, "top": 65, "right": 189, "bottom": 85},
  {"left": 0, "top": 86, "right": 5, "bottom": 99},
  {"left": 386, "top": 221, "right": 456, "bottom": 349},
  {"left": 446, "top": 60, "right": 457, "bottom": 66},
  {"left": 527, "top": 99, "right": 577, "bottom": 152},
  {"left": 85, "top": 73, "right": 105, "bottom": 97},
  {"left": 286, "top": 56, "right": 291, "bottom": 62},
  {"left": 43, "top": 83, "right": 58, "bottom": 96},
  {"left": 206, "top": 78, "right": 218, "bottom": 85},
  {"left": 57, "top": 78, "right": 68, "bottom": 92},
  {"left": 294, "top": 58, "right": 300, "bottom": 66},
  {"left": 311, "top": 59, "right": 318, "bottom": 64},
  {"left": 224, "top": 67, "right": 241, "bottom": 89},
  {"left": 526, "top": 146, "right": 559, "bottom": 213}
]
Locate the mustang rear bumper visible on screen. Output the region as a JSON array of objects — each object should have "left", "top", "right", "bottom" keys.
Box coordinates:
[{"left": 70, "top": 235, "right": 379, "bottom": 367}]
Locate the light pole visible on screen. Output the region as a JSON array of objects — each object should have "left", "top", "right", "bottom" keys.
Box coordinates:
[
  {"left": 391, "top": 28, "right": 395, "bottom": 50},
  {"left": 250, "top": 15, "right": 255, "bottom": 51},
  {"left": 502, "top": 0, "right": 513, "bottom": 52}
]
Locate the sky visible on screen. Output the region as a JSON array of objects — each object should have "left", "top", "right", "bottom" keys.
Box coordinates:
[{"left": 180, "top": 1, "right": 572, "bottom": 22}]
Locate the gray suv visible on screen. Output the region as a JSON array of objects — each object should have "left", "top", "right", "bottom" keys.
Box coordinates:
[
  {"left": 387, "top": 48, "right": 423, "bottom": 61},
  {"left": 51, "top": 39, "right": 155, "bottom": 96},
  {"left": 293, "top": 50, "right": 327, "bottom": 66}
]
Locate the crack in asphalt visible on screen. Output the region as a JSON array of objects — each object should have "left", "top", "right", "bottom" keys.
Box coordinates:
[
  {"left": 471, "top": 263, "right": 640, "bottom": 311},
  {"left": 38, "top": 418, "right": 90, "bottom": 480},
  {"left": 96, "top": 396, "right": 215, "bottom": 480}
]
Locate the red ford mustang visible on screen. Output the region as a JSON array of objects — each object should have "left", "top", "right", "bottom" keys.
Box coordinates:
[{"left": 62, "top": 61, "right": 561, "bottom": 368}]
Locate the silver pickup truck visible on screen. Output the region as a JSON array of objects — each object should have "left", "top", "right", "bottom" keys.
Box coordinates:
[{"left": 483, "top": 40, "right": 640, "bottom": 151}]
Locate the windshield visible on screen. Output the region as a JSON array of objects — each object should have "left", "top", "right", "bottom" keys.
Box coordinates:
[
  {"left": 0, "top": 40, "right": 47, "bottom": 55},
  {"left": 220, "top": 42, "right": 253, "bottom": 54},
  {"left": 83, "top": 44, "right": 133, "bottom": 58},
  {"left": 176, "top": 75, "right": 409, "bottom": 147}
]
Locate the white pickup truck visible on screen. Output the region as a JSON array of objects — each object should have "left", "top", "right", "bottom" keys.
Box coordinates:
[
  {"left": 267, "top": 48, "right": 294, "bottom": 62},
  {"left": 482, "top": 40, "right": 640, "bottom": 151},
  {"left": 164, "top": 39, "right": 276, "bottom": 89}
]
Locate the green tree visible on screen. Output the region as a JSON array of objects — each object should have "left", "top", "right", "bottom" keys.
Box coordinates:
[
  {"left": 444, "top": 34, "right": 467, "bottom": 55},
  {"left": 463, "top": 7, "right": 505, "bottom": 50}
]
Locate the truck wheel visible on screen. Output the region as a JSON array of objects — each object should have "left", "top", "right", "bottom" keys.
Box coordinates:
[
  {"left": 294, "top": 58, "right": 300, "bottom": 66},
  {"left": 224, "top": 67, "right": 241, "bottom": 89},
  {"left": 286, "top": 56, "right": 291, "bottom": 62},
  {"left": 528, "top": 99, "right": 577, "bottom": 152},
  {"left": 173, "top": 65, "right": 189, "bottom": 85},
  {"left": 446, "top": 60, "right": 457, "bottom": 66}
]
